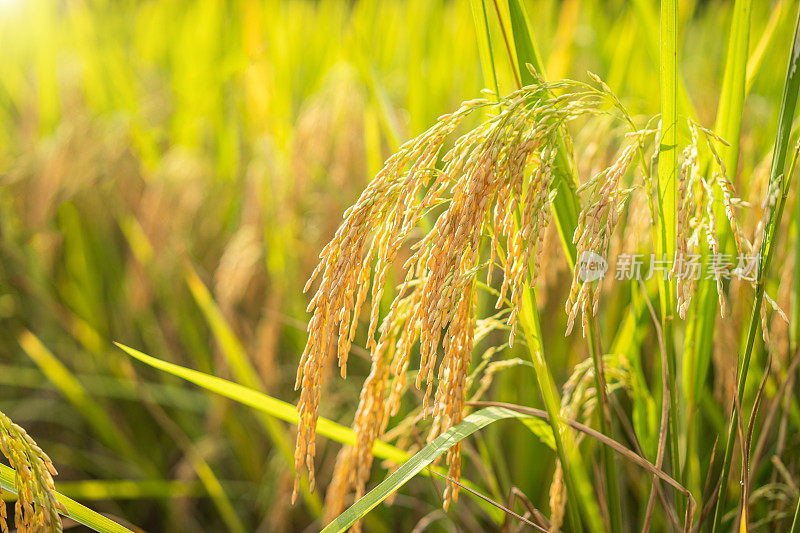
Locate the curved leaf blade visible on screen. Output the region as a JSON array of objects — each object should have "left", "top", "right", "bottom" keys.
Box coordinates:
[
  {"left": 116, "top": 343, "right": 505, "bottom": 524},
  {"left": 322, "top": 406, "right": 522, "bottom": 533},
  {"left": 115, "top": 342, "right": 409, "bottom": 465}
]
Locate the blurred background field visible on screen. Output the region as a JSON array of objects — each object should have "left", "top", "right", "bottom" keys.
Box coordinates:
[{"left": 1, "top": 0, "right": 799, "bottom": 531}]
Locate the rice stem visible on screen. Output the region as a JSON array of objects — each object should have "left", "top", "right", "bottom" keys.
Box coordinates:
[
  {"left": 500, "top": 3, "right": 622, "bottom": 529},
  {"left": 710, "top": 6, "right": 800, "bottom": 531},
  {"left": 657, "top": 0, "right": 682, "bottom": 514},
  {"left": 684, "top": 0, "right": 752, "bottom": 498}
]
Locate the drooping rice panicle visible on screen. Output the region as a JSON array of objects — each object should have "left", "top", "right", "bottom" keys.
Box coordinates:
[
  {"left": 673, "top": 124, "right": 700, "bottom": 319},
  {"left": 565, "top": 142, "right": 637, "bottom": 336},
  {"left": 0, "top": 412, "right": 65, "bottom": 533},
  {"left": 295, "top": 80, "right": 615, "bottom": 503},
  {"left": 293, "top": 76, "right": 750, "bottom": 515}
]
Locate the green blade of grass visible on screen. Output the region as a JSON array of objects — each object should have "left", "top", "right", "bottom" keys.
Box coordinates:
[
  {"left": 656, "top": 0, "right": 683, "bottom": 510},
  {"left": 630, "top": 0, "right": 697, "bottom": 119},
  {"left": 115, "top": 341, "right": 504, "bottom": 525},
  {"left": 504, "top": 0, "right": 543, "bottom": 85},
  {"left": 658, "top": 0, "right": 679, "bottom": 345},
  {"left": 182, "top": 262, "right": 323, "bottom": 516},
  {"left": 320, "top": 406, "right": 523, "bottom": 533},
  {"left": 471, "top": 0, "right": 500, "bottom": 98},
  {"left": 711, "top": 5, "right": 800, "bottom": 531},
  {"left": 0, "top": 464, "right": 133, "bottom": 533},
  {"left": 714, "top": 0, "right": 752, "bottom": 190},
  {"left": 117, "top": 342, "right": 409, "bottom": 464}
]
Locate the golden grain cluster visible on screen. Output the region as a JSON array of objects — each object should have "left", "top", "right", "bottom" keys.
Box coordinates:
[
  {"left": 0, "top": 412, "right": 64, "bottom": 533},
  {"left": 293, "top": 76, "right": 754, "bottom": 517}
]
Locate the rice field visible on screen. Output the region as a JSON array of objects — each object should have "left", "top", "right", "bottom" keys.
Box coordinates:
[{"left": 1, "top": 0, "right": 799, "bottom": 531}]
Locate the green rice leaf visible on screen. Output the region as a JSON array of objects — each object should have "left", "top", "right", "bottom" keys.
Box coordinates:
[
  {"left": 117, "top": 342, "right": 504, "bottom": 523},
  {"left": 116, "top": 342, "right": 409, "bottom": 466},
  {"left": 321, "top": 406, "right": 522, "bottom": 533},
  {"left": 519, "top": 418, "right": 555, "bottom": 450}
]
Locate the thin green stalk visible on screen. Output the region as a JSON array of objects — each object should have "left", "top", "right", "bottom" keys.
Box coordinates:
[
  {"left": 684, "top": 0, "right": 752, "bottom": 497},
  {"left": 791, "top": 496, "right": 800, "bottom": 533},
  {"left": 586, "top": 317, "right": 622, "bottom": 533},
  {"left": 470, "top": 0, "right": 500, "bottom": 99},
  {"left": 711, "top": 6, "right": 800, "bottom": 532},
  {"left": 657, "top": 0, "right": 682, "bottom": 504},
  {"left": 502, "top": 3, "right": 622, "bottom": 529},
  {"left": 518, "top": 287, "right": 603, "bottom": 533}
]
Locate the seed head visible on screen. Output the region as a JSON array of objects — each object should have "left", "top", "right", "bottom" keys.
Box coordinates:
[
  {"left": 0, "top": 412, "right": 65, "bottom": 533},
  {"left": 293, "top": 77, "right": 714, "bottom": 515}
]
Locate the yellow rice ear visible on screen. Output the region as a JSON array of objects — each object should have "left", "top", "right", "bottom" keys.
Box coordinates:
[{"left": 0, "top": 411, "right": 64, "bottom": 533}]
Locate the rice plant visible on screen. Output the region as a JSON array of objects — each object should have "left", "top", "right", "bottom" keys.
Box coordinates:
[{"left": 1, "top": 0, "right": 800, "bottom": 531}]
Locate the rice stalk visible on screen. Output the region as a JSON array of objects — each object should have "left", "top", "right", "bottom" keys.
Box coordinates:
[
  {"left": 501, "top": 5, "right": 621, "bottom": 528},
  {"left": 547, "top": 354, "right": 634, "bottom": 532},
  {"left": 657, "top": 0, "right": 684, "bottom": 511},
  {"left": 470, "top": 6, "right": 588, "bottom": 530},
  {"left": 711, "top": 5, "right": 800, "bottom": 531}
]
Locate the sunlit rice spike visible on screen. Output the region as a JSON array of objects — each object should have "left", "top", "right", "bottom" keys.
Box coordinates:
[
  {"left": 292, "top": 75, "right": 727, "bottom": 520},
  {"left": 0, "top": 412, "right": 64, "bottom": 533}
]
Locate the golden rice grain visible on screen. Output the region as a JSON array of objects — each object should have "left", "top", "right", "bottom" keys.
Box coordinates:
[
  {"left": 0, "top": 411, "right": 65, "bottom": 533},
  {"left": 292, "top": 77, "right": 729, "bottom": 514}
]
